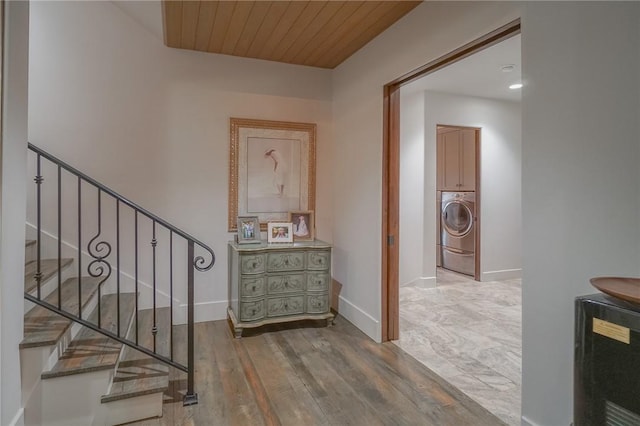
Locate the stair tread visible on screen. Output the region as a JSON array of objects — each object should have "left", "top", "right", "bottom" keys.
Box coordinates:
[
  {"left": 24, "top": 258, "right": 73, "bottom": 294},
  {"left": 42, "top": 293, "right": 137, "bottom": 379},
  {"left": 21, "top": 276, "right": 102, "bottom": 349},
  {"left": 101, "top": 307, "right": 171, "bottom": 403},
  {"left": 25, "top": 239, "right": 36, "bottom": 247}
]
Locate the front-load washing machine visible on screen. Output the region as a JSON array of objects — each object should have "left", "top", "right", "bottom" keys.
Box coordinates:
[{"left": 441, "top": 191, "right": 475, "bottom": 276}]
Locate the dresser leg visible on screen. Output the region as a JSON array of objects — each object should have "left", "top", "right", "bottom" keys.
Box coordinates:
[{"left": 234, "top": 326, "right": 243, "bottom": 339}]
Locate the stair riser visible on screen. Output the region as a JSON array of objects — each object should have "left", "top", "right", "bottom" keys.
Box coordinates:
[
  {"left": 25, "top": 242, "right": 36, "bottom": 263},
  {"left": 20, "top": 346, "right": 52, "bottom": 414},
  {"left": 39, "top": 369, "right": 112, "bottom": 426},
  {"left": 97, "top": 392, "right": 163, "bottom": 425}
]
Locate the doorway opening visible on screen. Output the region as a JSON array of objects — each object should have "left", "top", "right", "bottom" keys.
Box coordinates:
[
  {"left": 382, "top": 19, "right": 522, "bottom": 425},
  {"left": 381, "top": 15, "right": 520, "bottom": 340}
]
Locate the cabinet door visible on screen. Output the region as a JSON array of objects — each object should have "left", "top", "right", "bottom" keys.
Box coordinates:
[
  {"left": 459, "top": 129, "right": 476, "bottom": 191},
  {"left": 441, "top": 130, "right": 461, "bottom": 190}
]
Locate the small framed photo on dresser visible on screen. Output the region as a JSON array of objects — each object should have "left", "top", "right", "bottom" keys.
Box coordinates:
[
  {"left": 268, "top": 222, "right": 293, "bottom": 243},
  {"left": 237, "top": 216, "right": 261, "bottom": 244},
  {"left": 289, "top": 210, "right": 314, "bottom": 241}
]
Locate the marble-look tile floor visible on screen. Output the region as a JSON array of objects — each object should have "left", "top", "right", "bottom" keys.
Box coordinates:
[{"left": 394, "top": 268, "right": 522, "bottom": 426}]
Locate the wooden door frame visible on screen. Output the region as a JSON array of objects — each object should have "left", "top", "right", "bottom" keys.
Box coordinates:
[{"left": 381, "top": 19, "right": 521, "bottom": 342}]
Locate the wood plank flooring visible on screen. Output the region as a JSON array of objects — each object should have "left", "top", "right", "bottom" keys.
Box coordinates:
[{"left": 126, "top": 316, "right": 505, "bottom": 426}]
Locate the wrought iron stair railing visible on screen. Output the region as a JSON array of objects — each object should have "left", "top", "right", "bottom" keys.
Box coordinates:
[{"left": 25, "top": 142, "right": 215, "bottom": 406}]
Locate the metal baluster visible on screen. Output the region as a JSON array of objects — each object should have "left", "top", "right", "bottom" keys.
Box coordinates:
[
  {"left": 57, "top": 165, "right": 62, "bottom": 309},
  {"left": 96, "top": 189, "right": 101, "bottom": 327},
  {"left": 184, "top": 240, "right": 197, "bottom": 406},
  {"left": 116, "top": 199, "right": 120, "bottom": 337},
  {"left": 151, "top": 220, "right": 157, "bottom": 353},
  {"left": 77, "top": 176, "right": 82, "bottom": 318},
  {"left": 135, "top": 211, "right": 139, "bottom": 345},
  {"left": 169, "top": 231, "right": 173, "bottom": 361},
  {"left": 35, "top": 154, "right": 43, "bottom": 300}
]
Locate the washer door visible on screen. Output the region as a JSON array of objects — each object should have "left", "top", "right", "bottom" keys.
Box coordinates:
[{"left": 442, "top": 201, "right": 473, "bottom": 237}]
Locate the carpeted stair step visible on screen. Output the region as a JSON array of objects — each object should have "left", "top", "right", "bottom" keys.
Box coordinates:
[
  {"left": 41, "top": 293, "right": 136, "bottom": 379},
  {"left": 21, "top": 276, "right": 102, "bottom": 349},
  {"left": 101, "top": 307, "right": 171, "bottom": 403},
  {"left": 24, "top": 258, "right": 73, "bottom": 294}
]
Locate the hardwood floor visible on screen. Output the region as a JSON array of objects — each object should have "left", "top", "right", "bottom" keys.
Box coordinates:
[{"left": 127, "top": 316, "right": 505, "bottom": 426}]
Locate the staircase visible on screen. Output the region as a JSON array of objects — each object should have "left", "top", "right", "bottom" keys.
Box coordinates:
[{"left": 21, "top": 144, "right": 216, "bottom": 425}]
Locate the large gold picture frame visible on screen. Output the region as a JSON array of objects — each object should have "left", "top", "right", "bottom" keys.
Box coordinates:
[{"left": 229, "top": 118, "right": 316, "bottom": 232}]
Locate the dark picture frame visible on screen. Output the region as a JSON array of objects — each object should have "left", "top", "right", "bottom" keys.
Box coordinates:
[{"left": 288, "top": 210, "right": 315, "bottom": 241}]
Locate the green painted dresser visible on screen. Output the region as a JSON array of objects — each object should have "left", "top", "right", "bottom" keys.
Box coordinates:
[{"left": 227, "top": 240, "right": 334, "bottom": 337}]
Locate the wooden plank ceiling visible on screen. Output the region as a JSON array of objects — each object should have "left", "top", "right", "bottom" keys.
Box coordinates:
[{"left": 162, "top": 1, "right": 422, "bottom": 69}]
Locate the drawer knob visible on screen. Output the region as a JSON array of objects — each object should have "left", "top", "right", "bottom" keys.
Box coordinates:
[
  {"left": 284, "top": 281, "right": 288, "bottom": 287},
  {"left": 252, "top": 285, "right": 256, "bottom": 292},
  {"left": 284, "top": 303, "right": 288, "bottom": 308}
]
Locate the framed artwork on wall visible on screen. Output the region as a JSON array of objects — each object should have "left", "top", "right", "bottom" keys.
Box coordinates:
[
  {"left": 228, "top": 117, "right": 316, "bottom": 232},
  {"left": 288, "top": 210, "right": 314, "bottom": 241}
]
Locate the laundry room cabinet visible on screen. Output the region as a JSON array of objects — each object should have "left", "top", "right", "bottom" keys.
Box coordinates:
[{"left": 437, "top": 127, "right": 476, "bottom": 191}]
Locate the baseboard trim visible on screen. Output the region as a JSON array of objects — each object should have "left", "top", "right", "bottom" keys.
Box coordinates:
[
  {"left": 8, "top": 407, "right": 24, "bottom": 426},
  {"left": 480, "top": 268, "right": 522, "bottom": 281},
  {"left": 337, "top": 295, "right": 380, "bottom": 342},
  {"left": 521, "top": 415, "right": 544, "bottom": 426},
  {"left": 177, "top": 299, "right": 227, "bottom": 324},
  {"left": 400, "top": 276, "right": 436, "bottom": 288}
]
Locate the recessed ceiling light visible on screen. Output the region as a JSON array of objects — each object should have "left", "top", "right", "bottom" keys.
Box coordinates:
[
  {"left": 501, "top": 64, "right": 516, "bottom": 73},
  {"left": 509, "top": 83, "right": 523, "bottom": 90}
]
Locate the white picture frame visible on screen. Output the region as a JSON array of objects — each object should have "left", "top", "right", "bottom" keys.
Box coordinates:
[{"left": 267, "top": 222, "right": 293, "bottom": 244}]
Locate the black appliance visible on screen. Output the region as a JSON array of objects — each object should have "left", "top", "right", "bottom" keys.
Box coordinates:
[{"left": 575, "top": 293, "right": 640, "bottom": 425}]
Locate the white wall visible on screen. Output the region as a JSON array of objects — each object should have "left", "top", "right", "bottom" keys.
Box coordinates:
[
  {"left": 28, "top": 1, "right": 333, "bottom": 322},
  {"left": 399, "top": 89, "right": 426, "bottom": 287},
  {"left": 423, "top": 91, "right": 522, "bottom": 281},
  {"left": 521, "top": 3, "right": 640, "bottom": 426},
  {"left": 1, "top": 2, "right": 29, "bottom": 425},
  {"left": 332, "top": 2, "right": 522, "bottom": 340}
]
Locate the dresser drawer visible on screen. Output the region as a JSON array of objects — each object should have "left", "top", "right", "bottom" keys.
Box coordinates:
[
  {"left": 306, "top": 272, "right": 330, "bottom": 292},
  {"left": 306, "top": 294, "right": 329, "bottom": 314},
  {"left": 266, "top": 273, "right": 305, "bottom": 294},
  {"left": 240, "top": 276, "right": 265, "bottom": 298},
  {"left": 307, "top": 251, "right": 330, "bottom": 270},
  {"left": 267, "top": 252, "right": 305, "bottom": 272},
  {"left": 267, "top": 295, "right": 304, "bottom": 317},
  {"left": 240, "top": 254, "right": 266, "bottom": 274},
  {"left": 239, "top": 300, "right": 265, "bottom": 321}
]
